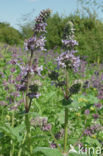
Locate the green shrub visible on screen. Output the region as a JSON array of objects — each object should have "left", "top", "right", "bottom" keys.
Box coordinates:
[{"left": 0, "top": 22, "right": 22, "bottom": 45}]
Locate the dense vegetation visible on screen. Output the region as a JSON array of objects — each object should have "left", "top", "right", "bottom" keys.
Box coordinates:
[
  {"left": 0, "top": 8, "right": 103, "bottom": 156},
  {"left": 0, "top": 39, "right": 103, "bottom": 156},
  {"left": 0, "top": 22, "right": 22, "bottom": 45}
]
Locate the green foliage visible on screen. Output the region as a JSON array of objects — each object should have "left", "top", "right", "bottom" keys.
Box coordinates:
[
  {"left": 19, "top": 22, "right": 34, "bottom": 39},
  {"left": 0, "top": 22, "right": 22, "bottom": 45},
  {"left": 34, "top": 147, "right": 63, "bottom": 156},
  {"left": 45, "top": 13, "right": 64, "bottom": 49},
  {"left": 0, "top": 14, "right": 103, "bottom": 155}
]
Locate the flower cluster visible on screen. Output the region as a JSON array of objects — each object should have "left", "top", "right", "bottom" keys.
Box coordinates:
[
  {"left": 24, "top": 36, "right": 46, "bottom": 51},
  {"left": 56, "top": 51, "right": 80, "bottom": 71},
  {"left": 56, "top": 21, "right": 80, "bottom": 71},
  {"left": 34, "top": 9, "right": 51, "bottom": 33},
  {"left": 83, "top": 124, "right": 102, "bottom": 136},
  {"left": 24, "top": 9, "right": 51, "bottom": 51},
  {"left": 15, "top": 62, "right": 43, "bottom": 96},
  {"left": 31, "top": 116, "right": 52, "bottom": 131},
  {"left": 62, "top": 21, "right": 78, "bottom": 49},
  {"left": 63, "top": 21, "right": 75, "bottom": 39},
  {"left": 62, "top": 39, "right": 78, "bottom": 49}
]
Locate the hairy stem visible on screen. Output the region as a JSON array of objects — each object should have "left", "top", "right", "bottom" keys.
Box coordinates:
[
  {"left": 10, "top": 111, "right": 15, "bottom": 156},
  {"left": 24, "top": 50, "right": 34, "bottom": 155},
  {"left": 64, "top": 70, "right": 69, "bottom": 152},
  {"left": 64, "top": 108, "right": 68, "bottom": 152},
  {"left": 25, "top": 113, "right": 32, "bottom": 155},
  {"left": 25, "top": 50, "right": 34, "bottom": 113}
]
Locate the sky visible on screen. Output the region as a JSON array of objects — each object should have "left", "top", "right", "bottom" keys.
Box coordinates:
[{"left": 0, "top": 0, "right": 102, "bottom": 30}]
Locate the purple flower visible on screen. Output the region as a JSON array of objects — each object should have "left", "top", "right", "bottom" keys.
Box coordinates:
[
  {"left": 11, "top": 68, "right": 16, "bottom": 73},
  {"left": 62, "top": 39, "right": 78, "bottom": 48},
  {"left": 95, "top": 103, "right": 102, "bottom": 109},
  {"left": 16, "top": 75, "right": 22, "bottom": 82},
  {"left": 0, "top": 101, "right": 7, "bottom": 106},
  {"left": 24, "top": 9, "right": 51, "bottom": 52},
  {"left": 56, "top": 51, "right": 80, "bottom": 71},
  {"left": 34, "top": 9, "right": 51, "bottom": 33},
  {"left": 84, "top": 128, "right": 92, "bottom": 136},
  {"left": 83, "top": 124, "right": 100, "bottom": 136},
  {"left": 101, "top": 73, "right": 103, "bottom": 81},
  {"left": 24, "top": 35, "right": 46, "bottom": 51},
  {"left": 27, "top": 92, "right": 41, "bottom": 99},
  {"left": 84, "top": 109, "right": 90, "bottom": 115},
  {"left": 50, "top": 143, "right": 57, "bottom": 148},
  {"left": 92, "top": 114, "right": 99, "bottom": 120},
  {"left": 31, "top": 116, "right": 48, "bottom": 127},
  {"left": 11, "top": 92, "right": 20, "bottom": 97},
  {"left": 10, "top": 59, "right": 17, "bottom": 65},
  {"left": 32, "top": 65, "right": 43, "bottom": 76},
  {"left": 56, "top": 21, "right": 80, "bottom": 71},
  {"left": 42, "top": 123, "right": 52, "bottom": 131},
  {"left": 15, "top": 83, "right": 27, "bottom": 91}
]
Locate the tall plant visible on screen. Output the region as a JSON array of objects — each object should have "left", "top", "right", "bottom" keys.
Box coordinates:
[
  {"left": 34, "top": 21, "right": 81, "bottom": 156},
  {"left": 56, "top": 21, "right": 80, "bottom": 154},
  {"left": 18, "top": 9, "right": 51, "bottom": 155}
]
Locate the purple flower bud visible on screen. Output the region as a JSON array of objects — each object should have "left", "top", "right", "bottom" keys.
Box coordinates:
[
  {"left": 42, "top": 123, "right": 52, "bottom": 131},
  {"left": 50, "top": 143, "right": 57, "bottom": 149},
  {"left": 84, "top": 128, "right": 92, "bottom": 136},
  {"left": 84, "top": 109, "right": 90, "bottom": 115},
  {"left": 10, "top": 59, "right": 17, "bottom": 65}
]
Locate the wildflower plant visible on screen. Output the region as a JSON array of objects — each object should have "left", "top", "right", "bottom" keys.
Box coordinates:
[
  {"left": 17, "top": 9, "right": 51, "bottom": 155},
  {"left": 47, "top": 21, "right": 81, "bottom": 155},
  {"left": 1, "top": 9, "right": 103, "bottom": 156}
]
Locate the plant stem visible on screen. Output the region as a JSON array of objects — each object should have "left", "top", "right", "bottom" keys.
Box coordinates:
[
  {"left": 25, "top": 50, "right": 34, "bottom": 113},
  {"left": 10, "top": 111, "right": 15, "bottom": 156},
  {"left": 25, "top": 113, "right": 32, "bottom": 155},
  {"left": 64, "top": 70, "right": 69, "bottom": 153},
  {"left": 65, "top": 70, "right": 69, "bottom": 97},
  {"left": 64, "top": 108, "right": 68, "bottom": 152},
  {"left": 24, "top": 50, "right": 34, "bottom": 155}
]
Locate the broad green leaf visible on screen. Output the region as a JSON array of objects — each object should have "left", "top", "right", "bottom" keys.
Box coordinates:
[
  {"left": 85, "top": 137, "right": 101, "bottom": 147},
  {"left": 0, "top": 124, "right": 24, "bottom": 142},
  {"left": 34, "top": 147, "right": 63, "bottom": 156},
  {"left": 62, "top": 98, "right": 73, "bottom": 107}
]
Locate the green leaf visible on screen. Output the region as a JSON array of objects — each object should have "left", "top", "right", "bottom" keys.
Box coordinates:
[
  {"left": 34, "top": 147, "right": 63, "bottom": 156},
  {"left": 62, "top": 98, "right": 73, "bottom": 107},
  {"left": 85, "top": 137, "right": 101, "bottom": 147},
  {"left": 69, "top": 153, "right": 87, "bottom": 156},
  {"left": 0, "top": 124, "right": 24, "bottom": 142},
  {"left": 69, "top": 94, "right": 99, "bottom": 109},
  {"left": 57, "top": 111, "right": 64, "bottom": 124},
  {"left": 69, "top": 83, "right": 81, "bottom": 95}
]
